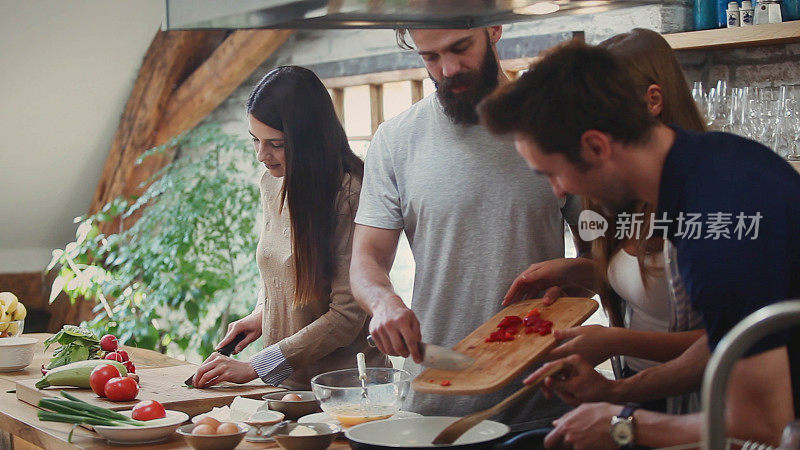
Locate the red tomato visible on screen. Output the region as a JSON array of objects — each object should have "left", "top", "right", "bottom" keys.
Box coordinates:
[
  {"left": 123, "top": 360, "right": 136, "bottom": 373},
  {"left": 116, "top": 350, "right": 130, "bottom": 361},
  {"left": 104, "top": 376, "right": 139, "bottom": 402},
  {"left": 131, "top": 400, "right": 166, "bottom": 421},
  {"left": 100, "top": 334, "right": 119, "bottom": 352},
  {"left": 105, "top": 352, "right": 124, "bottom": 362},
  {"left": 90, "top": 364, "right": 121, "bottom": 397}
]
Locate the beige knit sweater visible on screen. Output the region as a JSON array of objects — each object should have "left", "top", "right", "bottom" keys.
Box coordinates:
[{"left": 255, "top": 171, "right": 388, "bottom": 389}]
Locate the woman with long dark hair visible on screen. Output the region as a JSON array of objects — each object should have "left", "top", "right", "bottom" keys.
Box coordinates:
[{"left": 191, "top": 66, "right": 388, "bottom": 389}]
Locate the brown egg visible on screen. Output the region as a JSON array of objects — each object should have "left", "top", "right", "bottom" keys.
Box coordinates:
[
  {"left": 192, "top": 424, "right": 216, "bottom": 436},
  {"left": 216, "top": 422, "right": 240, "bottom": 435},
  {"left": 281, "top": 393, "right": 303, "bottom": 401},
  {"left": 196, "top": 416, "right": 221, "bottom": 429}
]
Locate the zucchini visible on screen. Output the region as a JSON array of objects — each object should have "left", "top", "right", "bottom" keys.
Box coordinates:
[{"left": 36, "top": 359, "right": 127, "bottom": 389}]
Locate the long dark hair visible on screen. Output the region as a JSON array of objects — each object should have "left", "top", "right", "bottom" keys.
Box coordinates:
[{"left": 247, "top": 66, "right": 364, "bottom": 307}]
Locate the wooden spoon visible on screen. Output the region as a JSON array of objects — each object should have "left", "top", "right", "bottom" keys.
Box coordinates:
[{"left": 431, "top": 362, "right": 564, "bottom": 445}]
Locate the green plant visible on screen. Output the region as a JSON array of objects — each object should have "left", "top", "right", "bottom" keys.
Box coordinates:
[{"left": 47, "top": 123, "right": 261, "bottom": 361}]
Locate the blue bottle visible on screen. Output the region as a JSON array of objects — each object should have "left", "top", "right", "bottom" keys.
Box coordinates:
[
  {"left": 783, "top": 0, "right": 800, "bottom": 21},
  {"left": 694, "top": 0, "right": 719, "bottom": 29},
  {"left": 718, "top": 0, "right": 733, "bottom": 26}
]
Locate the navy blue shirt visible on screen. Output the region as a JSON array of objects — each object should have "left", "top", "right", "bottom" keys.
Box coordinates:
[{"left": 657, "top": 127, "right": 800, "bottom": 413}]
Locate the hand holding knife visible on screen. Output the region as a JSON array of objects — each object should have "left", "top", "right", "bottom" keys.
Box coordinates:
[
  {"left": 184, "top": 332, "right": 247, "bottom": 387},
  {"left": 367, "top": 334, "right": 474, "bottom": 371}
]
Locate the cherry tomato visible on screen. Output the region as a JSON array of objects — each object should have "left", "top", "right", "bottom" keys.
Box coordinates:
[
  {"left": 104, "top": 376, "right": 139, "bottom": 401},
  {"left": 100, "top": 334, "right": 119, "bottom": 352},
  {"left": 90, "top": 364, "right": 121, "bottom": 397},
  {"left": 131, "top": 400, "right": 166, "bottom": 421},
  {"left": 105, "top": 352, "right": 124, "bottom": 362}
]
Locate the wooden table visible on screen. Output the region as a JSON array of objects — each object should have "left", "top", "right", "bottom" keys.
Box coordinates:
[{"left": 0, "top": 334, "right": 350, "bottom": 449}]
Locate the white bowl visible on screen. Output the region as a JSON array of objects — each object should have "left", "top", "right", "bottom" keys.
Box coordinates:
[
  {"left": 0, "top": 336, "right": 37, "bottom": 372},
  {"left": 345, "top": 416, "right": 510, "bottom": 447},
  {"left": 93, "top": 410, "right": 189, "bottom": 444}
]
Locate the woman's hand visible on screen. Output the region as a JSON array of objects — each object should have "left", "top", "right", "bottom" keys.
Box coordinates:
[
  {"left": 503, "top": 258, "right": 597, "bottom": 306},
  {"left": 192, "top": 353, "right": 258, "bottom": 388},
  {"left": 548, "top": 325, "right": 620, "bottom": 367},
  {"left": 217, "top": 307, "right": 263, "bottom": 355}
]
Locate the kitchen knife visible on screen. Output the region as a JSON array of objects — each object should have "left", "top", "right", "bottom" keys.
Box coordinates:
[
  {"left": 184, "top": 332, "right": 247, "bottom": 387},
  {"left": 366, "top": 335, "right": 475, "bottom": 371}
]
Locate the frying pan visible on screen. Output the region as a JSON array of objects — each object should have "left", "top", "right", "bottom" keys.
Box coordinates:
[{"left": 345, "top": 417, "right": 548, "bottom": 450}]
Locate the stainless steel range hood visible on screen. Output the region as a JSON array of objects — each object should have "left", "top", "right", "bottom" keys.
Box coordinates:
[{"left": 164, "top": 0, "right": 666, "bottom": 30}]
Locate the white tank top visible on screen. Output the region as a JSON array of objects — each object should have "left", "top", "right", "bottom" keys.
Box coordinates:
[{"left": 607, "top": 248, "right": 671, "bottom": 372}]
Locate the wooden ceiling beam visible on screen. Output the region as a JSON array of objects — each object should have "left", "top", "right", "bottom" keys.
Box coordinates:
[
  {"left": 89, "top": 30, "right": 227, "bottom": 216},
  {"left": 119, "top": 29, "right": 294, "bottom": 225},
  {"left": 91, "top": 29, "right": 293, "bottom": 234}
]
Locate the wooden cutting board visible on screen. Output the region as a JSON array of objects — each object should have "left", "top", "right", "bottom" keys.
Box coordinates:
[
  {"left": 16, "top": 364, "right": 284, "bottom": 416},
  {"left": 413, "top": 297, "right": 598, "bottom": 395}
]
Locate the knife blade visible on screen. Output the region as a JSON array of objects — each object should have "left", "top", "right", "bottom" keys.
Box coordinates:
[
  {"left": 184, "top": 332, "right": 247, "bottom": 387},
  {"left": 366, "top": 335, "right": 475, "bottom": 371}
]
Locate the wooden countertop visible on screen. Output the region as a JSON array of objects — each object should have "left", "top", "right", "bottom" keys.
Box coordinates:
[{"left": 0, "top": 334, "right": 349, "bottom": 449}]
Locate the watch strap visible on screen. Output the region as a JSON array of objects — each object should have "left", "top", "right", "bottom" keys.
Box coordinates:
[{"left": 619, "top": 402, "right": 640, "bottom": 420}]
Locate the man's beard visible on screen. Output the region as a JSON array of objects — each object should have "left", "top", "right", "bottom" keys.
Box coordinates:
[{"left": 432, "top": 39, "right": 500, "bottom": 125}]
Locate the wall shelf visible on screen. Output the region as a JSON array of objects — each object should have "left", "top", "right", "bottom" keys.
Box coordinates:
[{"left": 664, "top": 20, "right": 800, "bottom": 50}]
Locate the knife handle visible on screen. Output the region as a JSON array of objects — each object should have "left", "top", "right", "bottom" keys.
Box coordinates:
[
  {"left": 218, "top": 332, "right": 247, "bottom": 356},
  {"left": 366, "top": 334, "right": 425, "bottom": 358}
]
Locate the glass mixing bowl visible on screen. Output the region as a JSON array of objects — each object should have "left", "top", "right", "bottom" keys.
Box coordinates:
[{"left": 310, "top": 368, "right": 411, "bottom": 428}]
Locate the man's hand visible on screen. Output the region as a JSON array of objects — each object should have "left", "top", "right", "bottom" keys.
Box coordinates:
[
  {"left": 192, "top": 353, "right": 258, "bottom": 388},
  {"left": 545, "top": 403, "right": 620, "bottom": 449},
  {"left": 369, "top": 296, "right": 423, "bottom": 363},
  {"left": 524, "top": 355, "right": 617, "bottom": 406},
  {"left": 216, "top": 307, "right": 263, "bottom": 355},
  {"left": 503, "top": 258, "right": 597, "bottom": 306},
  {"left": 548, "top": 325, "right": 617, "bottom": 366}
]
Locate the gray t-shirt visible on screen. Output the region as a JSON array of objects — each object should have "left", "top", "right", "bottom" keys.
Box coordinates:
[{"left": 355, "top": 94, "right": 581, "bottom": 430}]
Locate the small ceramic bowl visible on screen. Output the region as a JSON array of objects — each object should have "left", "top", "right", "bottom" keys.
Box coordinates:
[
  {"left": 272, "top": 422, "right": 340, "bottom": 450},
  {"left": 177, "top": 422, "right": 249, "bottom": 450},
  {"left": 0, "top": 336, "right": 36, "bottom": 372},
  {"left": 243, "top": 409, "right": 285, "bottom": 442},
  {"left": 262, "top": 390, "right": 321, "bottom": 420}
]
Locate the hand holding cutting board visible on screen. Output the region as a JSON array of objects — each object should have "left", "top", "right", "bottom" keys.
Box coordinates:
[{"left": 413, "top": 297, "right": 598, "bottom": 395}]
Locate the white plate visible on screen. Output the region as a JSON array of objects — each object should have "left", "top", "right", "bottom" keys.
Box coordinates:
[
  {"left": 298, "top": 410, "right": 421, "bottom": 428},
  {"left": 93, "top": 410, "right": 189, "bottom": 444},
  {"left": 345, "top": 416, "right": 509, "bottom": 447}
]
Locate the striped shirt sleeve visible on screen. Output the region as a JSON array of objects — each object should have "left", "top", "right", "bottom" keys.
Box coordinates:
[{"left": 249, "top": 343, "right": 293, "bottom": 386}]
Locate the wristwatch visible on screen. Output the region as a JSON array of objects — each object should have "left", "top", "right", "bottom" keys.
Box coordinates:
[{"left": 610, "top": 403, "right": 639, "bottom": 448}]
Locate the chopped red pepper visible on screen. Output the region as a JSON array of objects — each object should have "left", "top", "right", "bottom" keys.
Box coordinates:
[
  {"left": 440, "top": 380, "right": 451, "bottom": 386},
  {"left": 497, "top": 315, "right": 523, "bottom": 328},
  {"left": 524, "top": 326, "right": 535, "bottom": 334},
  {"left": 525, "top": 308, "right": 540, "bottom": 318}
]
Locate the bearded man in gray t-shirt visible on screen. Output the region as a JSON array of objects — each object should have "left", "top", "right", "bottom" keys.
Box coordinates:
[{"left": 350, "top": 26, "right": 583, "bottom": 431}]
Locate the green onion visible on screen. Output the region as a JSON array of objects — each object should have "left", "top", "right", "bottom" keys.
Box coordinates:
[{"left": 37, "top": 411, "right": 125, "bottom": 427}]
